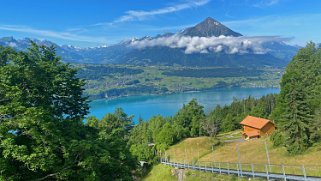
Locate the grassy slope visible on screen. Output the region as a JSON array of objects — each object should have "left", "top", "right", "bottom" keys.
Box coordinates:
[
  {"left": 166, "top": 131, "right": 321, "bottom": 165},
  {"left": 165, "top": 130, "right": 241, "bottom": 164},
  {"left": 143, "top": 164, "right": 176, "bottom": 181},
  {"left": 146, "top": 130, "right": 321, "bottom": 180}
]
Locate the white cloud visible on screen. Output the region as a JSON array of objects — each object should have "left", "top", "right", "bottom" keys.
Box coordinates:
[
  {"left": 0, "top": 25, "right": 107, "bottom": 43},
  {"left": 253, "top": 0, "right": 281, "bottom": 8},
  {"left": 112, "top": 0, "right": 210, "bottom": 24},
  {"left": 223, "top": 13, "right": 321, "bottom": 45},
  {"left": 130, "top": 35, "right": 290, "bottom": 54}
]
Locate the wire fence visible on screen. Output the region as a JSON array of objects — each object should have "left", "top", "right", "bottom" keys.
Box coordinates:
[
  {"left": 160, "top": 158, "right": 321, "bottom": 181},
  {"left": 198, "top": 161, "right": 321, "bottom": 177}
]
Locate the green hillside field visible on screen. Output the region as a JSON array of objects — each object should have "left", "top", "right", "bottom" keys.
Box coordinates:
[{"left": 144, "top": 130, "right": 321, "bottom": 180}]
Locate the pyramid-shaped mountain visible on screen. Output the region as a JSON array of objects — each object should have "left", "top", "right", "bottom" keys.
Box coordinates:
[{"left": 180, "top": 17, "right": 242, "bottom": 37}]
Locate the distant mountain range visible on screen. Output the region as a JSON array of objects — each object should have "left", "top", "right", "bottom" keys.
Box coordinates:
[{"left": 0, "top": 17, "right": 299, "bottom": 67}]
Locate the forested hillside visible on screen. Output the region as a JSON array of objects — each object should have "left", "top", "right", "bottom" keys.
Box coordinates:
[{"left": 129, "top": 95, "right": 278, "bottom": 164}]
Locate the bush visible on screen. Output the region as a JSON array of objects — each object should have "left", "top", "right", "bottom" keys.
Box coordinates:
[{"left": 270, "top": 130, "right": 285, "bottom": 147}]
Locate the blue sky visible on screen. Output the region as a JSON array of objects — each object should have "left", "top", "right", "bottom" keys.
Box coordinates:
[{"left": 0, "top": 0, "right": 320, "bottom": 47}]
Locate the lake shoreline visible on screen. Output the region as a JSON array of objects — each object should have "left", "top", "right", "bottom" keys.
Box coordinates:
[
  {"left": 88, "top": 87, "right": 280, "bottom": 122},
  {"left": 87, "top": 85, "right": 280, "bottom": 101}
]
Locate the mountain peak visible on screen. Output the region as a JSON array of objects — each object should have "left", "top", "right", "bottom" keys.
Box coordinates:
[
  {"left": 179, "top": 17, "right": 242, "bottom": 37},
  {"left": 203, "top": 17, "right": 220, "bottom": 24}
]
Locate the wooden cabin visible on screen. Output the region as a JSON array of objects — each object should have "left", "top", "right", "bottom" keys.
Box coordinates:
[{"left": 240, "top": 115, "right": 276, "bottom": 139}]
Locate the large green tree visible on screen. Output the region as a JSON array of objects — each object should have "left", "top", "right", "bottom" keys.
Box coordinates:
[
  {"left": 129, "top": 115, "right": 171, "bottom": 163},
  {"left": 0, "top": 44, "right": 135, "bottom": 180},
  {"left": 0, "top": 44, "right": 89, "bottom": 179},
  {"left": 86, "top": 108, "right": 136, "bottom": 180},
  {"left": 271, "top": 42, "right": 321, "bottom": 154},
  {"left": 202, "top": 105, "right": 223, "bottom": 137},
  {"left": 173, "top": 99, "right": 205, "bottom": 137}
]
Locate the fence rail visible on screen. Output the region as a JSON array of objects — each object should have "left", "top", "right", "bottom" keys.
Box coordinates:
[{"left": 160, "top": 158, "right": 321, "bottom": 181}]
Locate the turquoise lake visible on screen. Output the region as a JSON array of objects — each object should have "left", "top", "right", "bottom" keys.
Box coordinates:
[{"left": 88, "top": 87, "right": 279, "bottom": 123}]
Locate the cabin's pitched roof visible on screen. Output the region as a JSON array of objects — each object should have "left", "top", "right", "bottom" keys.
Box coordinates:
[{"left": 240, "top": 115, "right": 273, "bottom": 129}]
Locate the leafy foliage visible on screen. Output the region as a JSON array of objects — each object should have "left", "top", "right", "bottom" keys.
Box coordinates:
[
  {"left": 173, "top": 99, "right": 205, "bottom": 138},
  {"left": 271, "top": 42, "right": 321, "bottom": 154},
  {"left": 86, "top": 108, "right": 136, "bottom": 180},
  {"left": 205, "top": 94, "right": 278, "bottom": 133},
  {"left": 128, "top": 100, "right": 205, "bottom": 163},
  {"left": 0, "top": 44, "right": 135, "bottom": 180}
]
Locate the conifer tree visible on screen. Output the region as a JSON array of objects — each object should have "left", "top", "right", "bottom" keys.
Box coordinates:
[{"left": 271, "top": 42, "right": 321, "bottom": 153}]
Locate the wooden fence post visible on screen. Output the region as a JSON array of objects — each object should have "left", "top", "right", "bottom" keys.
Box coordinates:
[
  {"left": 282, "top": 164, "right": 286, "bottom": 181},
  {"left": 236, "top": 144, "right": 242, "bottom": 177},
  {"left": 265, "top": 164, "right": 270, "bottom": 181},
  {"left": 264, "top": 140, "right": 271, "bottom": 172},
  {"left": 251, "top": 164, "right": 255, "bottom": 178},
  {"left": 173, "top": 152, "right": 175, "bottom": 164},
  {"left": 302, "top": 165, "right": 307, "bottom": 181},
  {"left": 237, "top": 163, "right": 240, "bottom": 177},
  {"left": 227, "top": 162, "right": 230, "bottom": 175}
]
